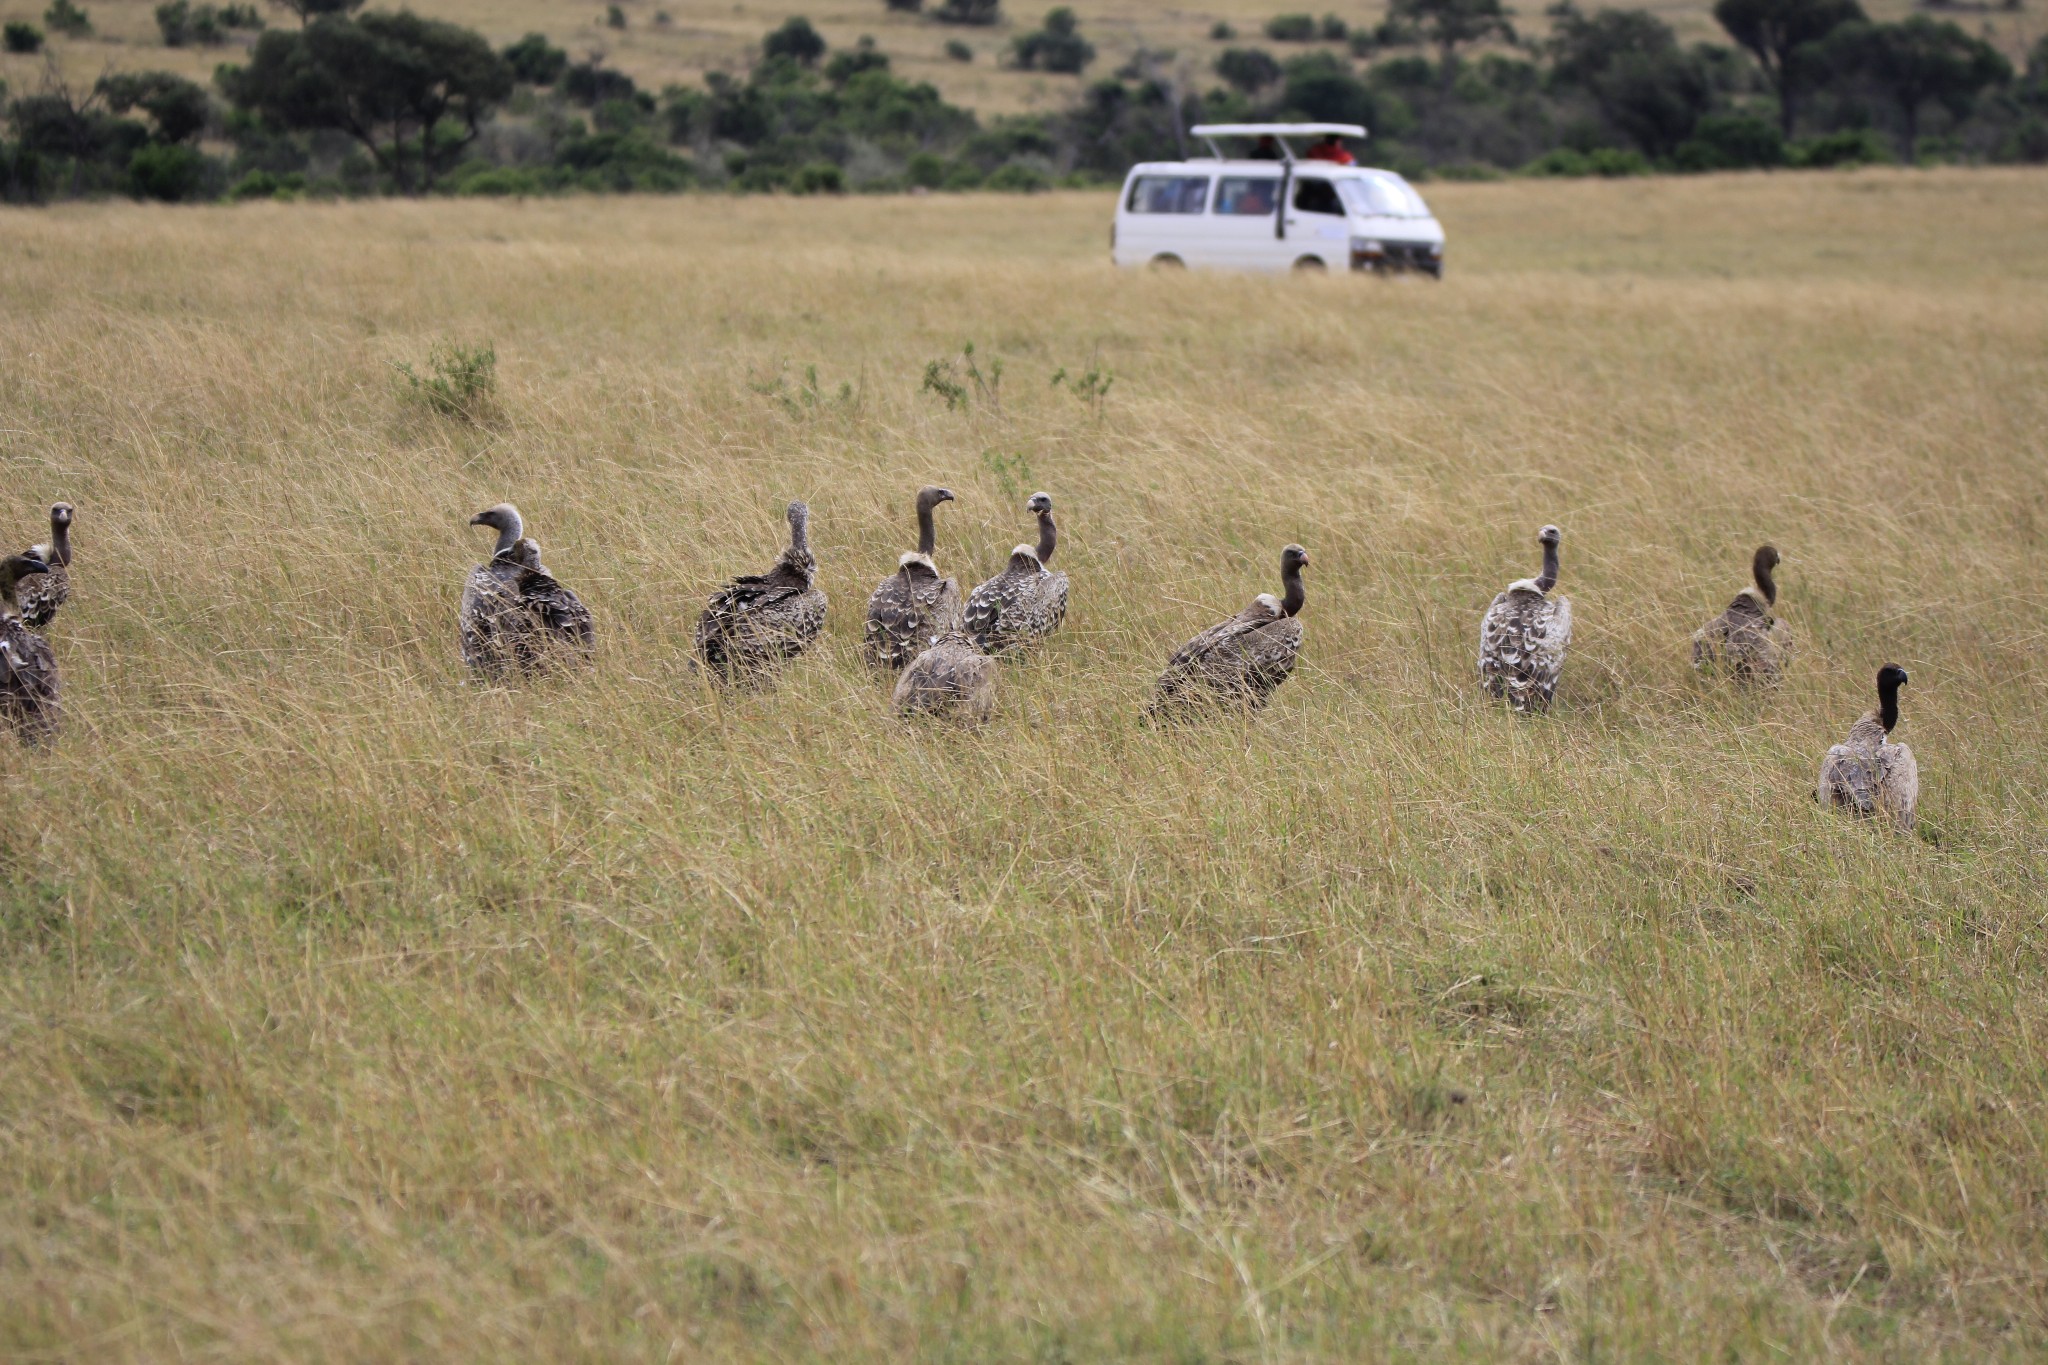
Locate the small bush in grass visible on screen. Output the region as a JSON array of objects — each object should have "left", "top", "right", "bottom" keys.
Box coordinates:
[
  {"left": 1209, "top": 20, "right": 1234, "bottom": 39},
  {"left": 943, "top": 38, "right": 972, "bottom": 60},
  {"left": 127, "top": 143, "right": 210, "bottom": 200},
  {"left": 931, "top": 0, "right": 1000, "bottom": 25},
  {"left": 1318, "top": 12, "right": 1348, "bottom": 40},
  {"left": 789, "top": 161, "right": 845, "bottom": 193},
  {"left": 605, "top": 4, "right": 626, "bottom": 28},
  {"left": 1790, "top": 128, "right": 1893, "bottom": 168},
  {"left": 1264, "top": 13, "right": 1316, "bottom": 41},
  {"left": 3, "top": 21, "right": 44, "bottom": 52},
  {"left": 1522, "top": 146, "right": 1651, "bottom": 177},
  {"left": 44, "top": 0, "right": 90, "bottom": 37},
  {"left": 885, "top": 0, "right": 922, "bottom": 10},
  {"left": 906, "top": 150, "right": 947, "bottom": 185},
  {"left": 764, "top": 16, "right": 826, "bottom": 66},
  {"left": 391, "top": 341, "right": 499, "bottom": 422},
  {"left": 985, "top": 160, "right": 1049, "bottom": 191}
]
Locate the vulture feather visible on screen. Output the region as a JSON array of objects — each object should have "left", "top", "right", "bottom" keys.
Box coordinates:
[{"left": 893, "top": 631, "right": 997, "bottom": 725}]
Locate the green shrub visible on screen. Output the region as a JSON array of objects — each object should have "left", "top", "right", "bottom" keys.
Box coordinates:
[
  {"left": 931, "top": 0, "right": 1000, "bottom": 24},
  {"left": 1209, "top": 20, "right": 1234, "bottom": 39},
  {"left": 502, "top": 32, "right": 568, "bottom": 86},
  {"left": 227, "top": 168, "right": 305, "bottom": 200},
  {"left": 1522, "top": 146, "right": 1651, "bottom": 177},
  {"left": 1318, "top": 13, "right": 1348, "bottom": 40},
  {"left": 3, "top": 21, "right": 44, "bottom": 52},
  {"left": 985, "top": 160, "right": 1049, "bottom": 191},
  {"left": 943, "top": 38, "right": 972, "bottom": 61},
  {"left": 127, "top": 143, "right": 209, "bottom": 200},
  {"left": 391, "top": 341, "right": 499, "bottom": 422},
  {"left": 1263, "top": 13, "right": 1315, "bottom": 41},
  {"left": 764, "top": 16, "right": 826, "bottom": 66},
  {"left": 906, "top": 150, "right": 947, "bottom": 186},
  {"left": 44, "top": 0, "right": 91, "bottom": 37},
  {"left": 789, "top": 161, "right": 846, "bottom": 193},
  {"left": 605, "top": 4, "right": 625, "bottom": 27},
  {"left": 1217, "top": 47, "right": 1282, "bottom": 93},
  {"left": 1673, "top": 113, "right": 1786, "bottom": 171},
  {"left": 1012, "top": 6, "right": 1093, "bottom": 73},
  {"left": 1789, "top": 128, "right": 1892, "bottom": 168}
]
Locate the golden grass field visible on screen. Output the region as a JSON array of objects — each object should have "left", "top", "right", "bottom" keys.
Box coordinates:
[
  {"left": 3, "top": 168, "right": 2048, "bottom": 1360},
  {"left": 4, "top": 0, "right": 2009, "bottom": 125}
]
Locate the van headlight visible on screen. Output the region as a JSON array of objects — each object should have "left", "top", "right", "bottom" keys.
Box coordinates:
[{"left": 1350, "top": 238, "right": 1384, "bottom": 255}]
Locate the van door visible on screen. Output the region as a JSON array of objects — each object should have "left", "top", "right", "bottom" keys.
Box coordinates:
[
  {"left": 1209, "top": 173, "right": 1287, "bottom": 270},
  {"left": 1287, "top": 175, "right": 1351, "bottom": 268},
  {"left": 1119, "top": 173, "right": 1213, "bottom": 266}
]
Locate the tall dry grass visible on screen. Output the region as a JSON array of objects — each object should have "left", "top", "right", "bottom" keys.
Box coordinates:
[{"left": 1, "top": 170, "right": 2046, "bottom": 1360}]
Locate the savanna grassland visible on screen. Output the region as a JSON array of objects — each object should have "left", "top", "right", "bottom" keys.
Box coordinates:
[{"left": 3, "top": 169, "right": 2048, "bottom": 1361}]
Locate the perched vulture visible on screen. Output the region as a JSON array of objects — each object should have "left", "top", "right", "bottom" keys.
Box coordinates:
[
  {"left": 1146, "top": 544, "right": 1307, "bottom": 720},
  {"left": 18, "top": 502, "right": 72, "bottom": 630},
  {"left": 892, "top": 631, "right": 997, "bottom": 726},
  {"left": 964, "top": 491, "right": 1069, "bottom": 655},
  {"left": 1693, "top": 544, "right": 1792, "bottom": 684},
  {"left": 696, "top": 501, "right": 828, "bottom": 686},
  {"left": 1816, "top": 664, "right": 1919, "bottom": 833},
  {"left": 0, "top": 553, "right": 60, "bottom": 745},
  {"left": 1478, "top": 524, "right": 1572, "bottom": 713},
  {"left": 864, "top": 485, "right": 961, "bottom": 670}
]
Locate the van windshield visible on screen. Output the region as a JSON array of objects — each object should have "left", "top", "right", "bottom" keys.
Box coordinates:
[{"left": 1339, "top": 175, "right": 1429, "bottom": 218}]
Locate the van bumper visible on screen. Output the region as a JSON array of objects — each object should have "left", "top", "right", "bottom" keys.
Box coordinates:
[{"left": 1351, "top": 241, "right": 1444, "bottom": 273}]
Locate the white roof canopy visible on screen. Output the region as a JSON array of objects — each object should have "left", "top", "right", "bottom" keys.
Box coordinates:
[{"left": 1189, "top": 123, "right": 1367, "bottom": 138}]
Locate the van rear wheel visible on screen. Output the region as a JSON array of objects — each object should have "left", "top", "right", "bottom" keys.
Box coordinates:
[
  {"left": 1149, "top": 254, "right": 1185, "bottom": 270},
  {"left": 1293, "top": 256, "right": 1327, "bottom": 273}
]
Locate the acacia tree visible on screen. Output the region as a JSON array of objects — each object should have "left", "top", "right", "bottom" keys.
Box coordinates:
[
  {"left": 1822, "top": 16, "right": 2010, "bottom": 159},
  {"left": 218, "top": 11, "right": 512, "bottom": 192},
  {"left": 1389, "top": 0, "right": 1516, "bottom": 89},
  {"left": 1712, "top": 0, "right": 1863, "bottom": 137}
]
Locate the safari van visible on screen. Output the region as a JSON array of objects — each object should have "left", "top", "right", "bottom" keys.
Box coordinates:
[{"left": 1111, "top": 123, "right": 1446, "bottom": 276}]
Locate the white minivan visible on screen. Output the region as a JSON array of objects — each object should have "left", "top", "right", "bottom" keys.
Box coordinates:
[{"left": 1112, "top": 123, "right": 1446, "bottom": 277}]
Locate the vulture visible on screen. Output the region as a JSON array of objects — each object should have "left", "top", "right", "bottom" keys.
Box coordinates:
[
  {"left": 964, "top": 491, "right": 1069, "bottom": 655},
  {"left": 864, "top": 485, "right": 962, "bottom": 670},
  {"left": 508, "top": 537, "right": 596, "bottom": 667},
  {"left": 18, "top": 502, "right": 72, "bottom": 630},
  {"left": 459, "top": 504, "right": 592, "bottom": 679},
  {"left": 1478, "top": 524, "right": 1572, "bottom": 713},
  {"left": 1145, "top": 544, "right": 1308, "bottom": 720},
  {"left": 892, "top": 631, "right": 997, "bottom": 725},
  {"left": 0, "top": 553, "right": 60, "bottom": 745},
  {"left": 1693, "top": 545, "right": 1792, "bottom": 684},
  {"left": 1816, "top": 664, "right": 1919, "bottom": 832},
  {"left": 695, "top": 501, "right": 828, "bottom": 685}
]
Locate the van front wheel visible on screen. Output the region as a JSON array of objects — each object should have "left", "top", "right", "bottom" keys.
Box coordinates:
[
  {"left": 1149, "top": 254, "right": 1185, "bottom": 270},
  {"left": 1293, "top": 256, "right": 1327, "bottom": 273}
]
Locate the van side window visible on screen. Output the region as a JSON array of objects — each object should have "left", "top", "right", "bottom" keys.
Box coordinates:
[
  {"left": 1213, "top": 177, "right": 1279, "bottom": 216},
  {"left": 1126, "top": 175, "right": 1211, "bottom": 214},
  {"left": 1292, "top": 177, "right": 1343, "bottom": 216}
]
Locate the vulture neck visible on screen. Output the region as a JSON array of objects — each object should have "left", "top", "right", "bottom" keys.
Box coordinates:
[
  {"left": 1534, "top": 541, "right": 1559, "bottom": 595},
  {"left": 1752, "top": 553, "right": 1777, "bottom": 606},
  {"left": 1877, "top": 675, "right": 1902, "bottom": 734},
  {"left": 1279, "top": 562, "right": 1306, "bottom": 618},
  {"left": 492, "top": 515, "right": 523, "bottom": 557},
  {"left": 1034, "top": 511, "right": 1057, "bottom": 566},
  {"left": 49, "top": 520, "right": 71, "bottom": 569},
  {"left": 915, "top": 502, "right": 938, "bottom": 558}
]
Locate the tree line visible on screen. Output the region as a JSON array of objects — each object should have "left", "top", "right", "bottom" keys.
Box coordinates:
[{"left": 1, "top": 0, "right": 2044, "bottom": 204}]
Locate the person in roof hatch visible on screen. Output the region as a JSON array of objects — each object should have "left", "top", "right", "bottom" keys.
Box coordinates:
[
  {"left": 1305, "top": 133, "right": 1355, "bottom": 165},
  {"left": 1247, "top": 135, "right": 1284, "bottom": 161}
]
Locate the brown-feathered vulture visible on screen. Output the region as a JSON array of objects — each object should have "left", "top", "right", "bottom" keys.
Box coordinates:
[
  {"left": 964, "top": 491, "right": 1068, "bottom": 655},
  {"left": 1693, "top": 544, "right": 1792, "bottom": 684},
  {"left": 1145, "top": 544, "right": 1307, "bottom": 720},
  {"left": 864, "top": 485, "right": 961, "bottom": 670},
  {"left": 1478, "top": 524, "right": 1571, "bottom": 713},
  {"left": 695, "top": 501, "right": 828, "bottom": 686},
  {"left": 17, "top": 502, "right": 72, "bottom": 631},
  {"left": 1816, "top": 664, "right": 1918, "bottom": 832},
  {"left": 0, "top": 553, "right": 60, "bottom": 745},
  {"left": 893, "top": 631, "right": 997, "bottom": 725}
]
